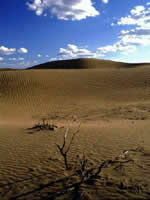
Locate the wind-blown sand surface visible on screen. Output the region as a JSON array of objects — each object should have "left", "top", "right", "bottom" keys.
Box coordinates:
[{"left": 0, "top": 59, "right": 150, "bottom": 199}]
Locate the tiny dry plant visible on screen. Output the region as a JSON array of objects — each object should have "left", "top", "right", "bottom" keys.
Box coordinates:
[
  {"left": 56, "top": 121, "right": 81, "bottom": 170},
  {"left": 27, "top": 118, "right": 58, "bottom": 133}
]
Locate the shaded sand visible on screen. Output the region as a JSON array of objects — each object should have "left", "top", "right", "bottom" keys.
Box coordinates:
[
  {"left": 0, "top": 120, "right": 150, "bottom": 200},
  {"left": 0, "top": 61, "right": 150, "bottom": 199}
]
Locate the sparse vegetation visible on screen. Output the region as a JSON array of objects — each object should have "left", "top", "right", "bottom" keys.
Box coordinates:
[
  {"left": 27, "top": 118, "right": 58, "bottom": 133},
  {"left": 7, "top": 121, "right": 149, "bottom": 200}
]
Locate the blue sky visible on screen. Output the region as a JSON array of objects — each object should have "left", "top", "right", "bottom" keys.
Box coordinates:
[{"left": 0, "top": 0, "right": 150, "bottom": 68}]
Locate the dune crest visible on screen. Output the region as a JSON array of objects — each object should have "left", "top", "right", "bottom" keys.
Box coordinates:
[{"left": 28, "top": 58, "right": 150, "bottom": 70}]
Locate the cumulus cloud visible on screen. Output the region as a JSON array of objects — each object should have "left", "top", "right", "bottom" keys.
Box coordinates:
[
  {"left": 48, "top": 44, "right": 104, "bottom": 61},
  {"left": 117, "top": 4, "right": 150, "bottom": 49},
  {"left": 119, "top": 28, "right": 150, "bottom": 37},
  {"left": 130, "top": 5, "right": 145, "bottom": 16},
  {"left": 102, "top": 0, "right": 109, "bottom": 4},
  {"left": 0, "top": 57, "right": 4, "bottom": 61},
  {"left": 27, "top": 0, "right": 99, "bottom": 20},
  {"left": 18, "top": 48, "right": 28, "bottom": 54},
  {"left": 97, "top": 41, "right": 136, "bottom": 55},
  {"left": 118, "top": 29, "right": 150, "bottom": 48},
  {"left": 0, "top": 46, "right": 16, "bottom": 55},
  {"left": 0, "top": 46, "right": 28, "bottom": 56},
  {"left": 117, "top": 4, "right": 150, "bottom": 29},
  {"left": 97, "top": 45, "right": 116, "bottom": 54},
  {"left": 37, "top": 54, "right": 42, "bottom": 57},
  {"left": 50, "top": 42, "right": 136, "bottom": 61},
  {"left": 120, "top": 34, "right": 150, "bottom": 46},
  {"left": 103, "top": 3, "right": 150, "bottom": 57},
  {"left": 58, "top": 44, "right": 102, "bottom": 59}
]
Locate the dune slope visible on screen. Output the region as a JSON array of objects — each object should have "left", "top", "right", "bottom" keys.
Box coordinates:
[
  {"left": 1, "top": 59, "right": 150, "bottom": 200},
  {"left": 0, "top": 59, "right": 150, "bottom": 121},
  {"left": 28, "top": 58, "right": 150, "bottom": 70}
]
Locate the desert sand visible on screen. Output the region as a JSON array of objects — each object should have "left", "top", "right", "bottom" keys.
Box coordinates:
[{"left": 0, "top": 58, "right": 150, "bottom": 200}]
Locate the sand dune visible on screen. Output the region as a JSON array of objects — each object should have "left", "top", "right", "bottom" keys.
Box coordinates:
[
  {"left": 0, "top": 59, "right": 150, "bottom": 199},
  {"left": 0, "top": 68, "right": 15, "bottom": 71},
  {"left": 0, "top": 59, "right": 150, "bottom": 121},
  {"left": 28, "top": 58, "right": 150, "bottom": 70}
]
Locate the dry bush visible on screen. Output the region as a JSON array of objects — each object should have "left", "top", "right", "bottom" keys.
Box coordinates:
[{"left": 27, "top": 118, "right": 58, "bottom": 133}]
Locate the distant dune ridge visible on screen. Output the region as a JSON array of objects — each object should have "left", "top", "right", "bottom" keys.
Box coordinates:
[
  {"left": 0, "top": 58, "right": 150, "bottom": 121},
  {"left": 28, "top": 58, "right": 150, "bottom": 70},
  {"left": 0, "top": 68, "right": 15, "bottom": 71}
]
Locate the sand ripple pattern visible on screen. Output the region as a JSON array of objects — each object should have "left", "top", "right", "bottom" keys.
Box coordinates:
[{"left": 0, "top": 68, "right": 150, "bottom": 120}]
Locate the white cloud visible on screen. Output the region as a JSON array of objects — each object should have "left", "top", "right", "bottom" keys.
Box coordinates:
[
  {"left": 102, "top": 0, "right": 109, "bottom": 4},
  {"left": 130, "top": 5, "right": 145, "bottom": 16},
  {"left": 49, "top": 44, "right": 104, "bottom": 60},
  {"left": 102, "top": 3, "right": 150, "bottom": 58},
  {"left": 18, "top": 57, "right": 24, "bottom": 61},
  {"left": 97, "top": 40, "right": 136, "bottom": 55},
  {"left": 8, "top": 57, "right": 25, "bottom": 61},
  {"left": 18, "top": 48, "right": 28, "bottom": 54},
  {"left": 0, "top": 46, "right": 28, "bottom": 56},
  {"left": 111, "top": 22, "right": 114, "bottom": 26},
  {"left": 0, "top": 46, "right": 16, "bottom": 55},
  {"left": 117, "top": 4, "right": 150, "bottom": 29},
  {"left": 116, "top": 44, "right": 136, "bottom": 55},
  {"left": 49, "top": 57, "right": 57, "bottom": 61},
  {"left": 27, "top": 0, "right": 99, "bottom": 20},
  {"left": 37, "top": 54, "right": 42, "bottom": 57},
  {"left": 18, "top": 61, "right": 31, "bottom": 67},
  {"left": 58, "top": 44, "right": 102, "bottom": 59},
  {"left": 110, "top": 47, "right": 150, "bottom": 63},
  {"left": 0, "top": 57, "right": 4, "bottom": 61},
  {"left": 8, "top": 58, "right": 17, "bottom": 61},
  {"left": 119, "top": 28, "right": 150, "bottom": 36},
  {"left": 117, "top": 4, "right": 150, "bottom": 50},
  {"left": 97, "top": 45, "right": 116, "bottom": 54}
]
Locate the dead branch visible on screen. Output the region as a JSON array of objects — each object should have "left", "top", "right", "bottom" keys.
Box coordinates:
[
  {"left": 56, "top": 123, "right": 81, "bottom": 170},
  {"left": 10, "top": 145, "right": 145, "bottom": 200},
  {"left": 76, "top": 153, "right": 134, "bottom": 185},
  {"left": 44, "top": 157, "right": 135, "bottom": 200}
]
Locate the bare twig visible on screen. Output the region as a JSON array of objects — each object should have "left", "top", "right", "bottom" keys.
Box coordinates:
[{"left": 56, "top": 122, "right": 81, "bottom": 170}]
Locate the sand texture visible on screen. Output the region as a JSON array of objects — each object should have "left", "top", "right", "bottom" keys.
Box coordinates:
[{"left": 0, "top": 59, "right": 150, "bottom": 199}]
